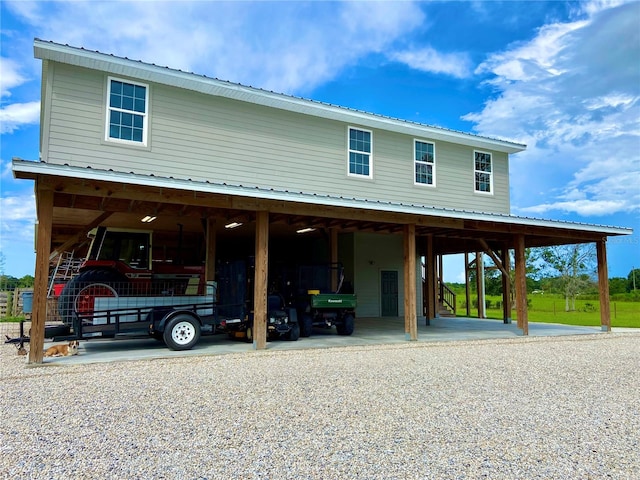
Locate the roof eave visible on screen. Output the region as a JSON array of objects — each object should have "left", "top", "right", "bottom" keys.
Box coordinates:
[{"left": 13, "top": 159, "right": 631, "bottom": 237}]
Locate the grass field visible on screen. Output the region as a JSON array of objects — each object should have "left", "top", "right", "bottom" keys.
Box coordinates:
[{"left": 459, "top": 294, "right": 640, "bottom": 328}]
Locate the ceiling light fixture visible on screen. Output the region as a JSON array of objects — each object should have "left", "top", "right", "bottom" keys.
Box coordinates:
[
  {"left": 296, "top": 227, "right": 316, "bottom": 234},
  {"left": 225, "top": 222, "right": 243, "bottom": 229},
  {"left": 141, "top": 215, "right": 157, "bottom": 223}
]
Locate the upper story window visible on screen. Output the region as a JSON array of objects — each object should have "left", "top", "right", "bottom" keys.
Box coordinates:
[
  {"left": 348, "top": 127, "right": 372, "bottom": 178},
  {"left": 106, "top": 77, "right": 148, "bottom": 145},
  {"left": 474, "top": 151, "right": 493, "bottom": 194},
  {"left": 414, "top": 140, "right": 435, "bottom": 186}
]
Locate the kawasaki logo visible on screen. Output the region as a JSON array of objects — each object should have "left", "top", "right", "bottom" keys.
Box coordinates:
[{"left": 327, "top": 299, "right": 343, "bottom": 303}]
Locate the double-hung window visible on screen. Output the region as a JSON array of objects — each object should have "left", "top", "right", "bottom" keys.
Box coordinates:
[
  {"left": 474, "top": 151, "right": 493, "bottom": 193},
  {"left": 106, "top": 77, "right": 148, "bottom": 145},
  {"left": 348, "top": 127, "right": 372, "bottom": 178},
  {"left": 414, "top": 140, "right": 435, "bottom": 186}
]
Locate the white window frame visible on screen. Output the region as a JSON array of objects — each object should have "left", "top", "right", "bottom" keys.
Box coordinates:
[
  {"left": 473, "top": 150, "right": 493, "bottom": 194},
  {"left": 105, "top": 76, "right": 149, "bottom": 147},
  {"left": 347, "top": 126, "right": 373, "bottom": 179},
  {"left": 414, "top": 139, "right": 436, "bottom": 187}
]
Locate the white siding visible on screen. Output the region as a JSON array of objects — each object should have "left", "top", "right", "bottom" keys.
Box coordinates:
[
  {"left": 353, "top": 233, "right": 404, "bottom": 317},
  {"left": 45, "top": 63, "right": 511, "bottom": 214}
]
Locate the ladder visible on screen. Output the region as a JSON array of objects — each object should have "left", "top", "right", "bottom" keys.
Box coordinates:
[{"left": 48, "top": 251, "right": 82, "bottom": 297}]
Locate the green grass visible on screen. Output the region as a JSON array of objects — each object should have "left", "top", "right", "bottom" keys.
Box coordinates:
[
  {"left": 0, "top": 316, "right": 26, "bottom": 323},
  {"left": 458, "top": 294, "right": 640, "bottom": 328}
]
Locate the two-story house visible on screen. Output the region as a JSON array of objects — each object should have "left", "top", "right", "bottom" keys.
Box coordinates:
[{"left": 13, "top": 39, "right": 631, "bottom": 363}]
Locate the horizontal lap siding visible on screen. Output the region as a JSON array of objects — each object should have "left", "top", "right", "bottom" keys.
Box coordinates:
[{"left": 45, "top": 63, "right": 510, "bottom": 214}]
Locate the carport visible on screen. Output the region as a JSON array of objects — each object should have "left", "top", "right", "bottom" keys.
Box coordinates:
[{"left": 13, "top": 159, "right": 631, "bottom": 364}]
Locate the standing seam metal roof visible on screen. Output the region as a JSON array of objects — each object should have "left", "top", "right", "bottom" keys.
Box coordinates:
[{"left": 12, "top": 159, "right": 632, "bottom": 237}]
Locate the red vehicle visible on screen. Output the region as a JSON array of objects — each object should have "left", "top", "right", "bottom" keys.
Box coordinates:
[{"left": 57, "top": 226, "right": 206, "bottom": 328}]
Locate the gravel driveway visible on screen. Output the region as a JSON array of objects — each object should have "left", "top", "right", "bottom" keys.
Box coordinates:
[{"left": 1, "top": 333, "right": 638, "bottom": 479}]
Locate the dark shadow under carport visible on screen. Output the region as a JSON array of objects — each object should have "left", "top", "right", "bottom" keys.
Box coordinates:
[{"left": 32, "top": 316, "right": 613, "bottom": 366}]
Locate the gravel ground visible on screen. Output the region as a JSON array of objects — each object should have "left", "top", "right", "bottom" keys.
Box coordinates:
[{"left": 1, "top": 333, "right": 639, "bottom": 479}]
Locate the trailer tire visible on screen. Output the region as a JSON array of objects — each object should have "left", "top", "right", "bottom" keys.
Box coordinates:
[
  {"left": 336, "top": 313, "right": 355, "bottom": 336},
  {"left": 287, "top": 322, "right": 300, "bottom": 341},
  {"left": 58, "top": 269, "right": 127, "bottom": 325},
  {"left": 163, "top": 315, "right": 201, "bottom": 351},
  {"left": 244, "top": 325, "right": 253, "bottom": 343},
  {"left": 300, "top": 314, "right": 313, "bottom": 337}
]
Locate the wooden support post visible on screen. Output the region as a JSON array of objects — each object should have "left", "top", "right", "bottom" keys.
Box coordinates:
[
  {"left": 475, "top": 252, "right": 484, "bottom": 318},
  {"left": 404, "top": 224, "right": 417, "bottom": 340},
  {"left": 501, "top": 246, "right": 512, "bottom": 324},
  {"left": 597, "top": 239, "right": 611, "bottom": 332},
  {"left": 464, "top": 252, "right": 471, "bottom": 317},
  {"left": 425, "top": 235, "right": 436, "bottom": 324},
  {"left": 514, "top": 234, "right": 528, "bottom": 335},
  {"left": 330, "top": 227, "right": 338, "bottom": 292},
  {"left": 205, "top": 218, "right": 216, "bottom": 285},
  {"left": 253, "top": 211, "right": 269, "bottom": 350},
  {"left": 29, "top": 181, "right": 53, "bottom": 364}
]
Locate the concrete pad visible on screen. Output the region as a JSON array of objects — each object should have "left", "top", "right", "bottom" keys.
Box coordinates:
[{"left": 36, "top": 316, "right": 620, "bottom": 366}]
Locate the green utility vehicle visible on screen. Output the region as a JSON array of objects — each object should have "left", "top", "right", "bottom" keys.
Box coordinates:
[{"left": 294, "top": 264, "right": 357, "bottom": 337}]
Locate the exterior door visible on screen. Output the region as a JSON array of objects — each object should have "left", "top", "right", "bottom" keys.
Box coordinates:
[{"left": 381, "top": 270, "right": 399, "bottom": 316}]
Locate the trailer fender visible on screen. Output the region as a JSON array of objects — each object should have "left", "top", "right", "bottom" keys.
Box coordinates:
[{"left": 154, "top": 308, "right": 202, "bottom": 334}]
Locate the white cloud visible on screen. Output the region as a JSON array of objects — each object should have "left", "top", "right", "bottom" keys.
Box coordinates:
[
  {"left": 0, "top": 194, "right": 36, "bottom": 248},
  {"left": 464, "top": 2, "right": 640, "bottom": 218},
  {"left": 5, "top": 1, "right": 425, "bottom": 95},
  {"left": 0, "top": 57, "right": 27, "bottom": 97},
  {"left": 0, "top": 101, "right": 40, "bottom": 133},
  {"left": 389, "top": 47, "right": 472, "bottom": 78}
]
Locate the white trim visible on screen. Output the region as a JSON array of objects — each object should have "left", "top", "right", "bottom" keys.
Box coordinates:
[
  {"left": 473, "top": 150, "right": 493, "bottom": 195},
  {"left": 413, "top": 138, "right": 436, "bottom": 187},
  {"left": 12, "top": 159, "right": 633, "bottom": 237},
  {"left": 347, "top": 126, "right": 373, "bottom": 179},
  {"left": 105, "top": 76, "right": 149, "bottom": 147}
]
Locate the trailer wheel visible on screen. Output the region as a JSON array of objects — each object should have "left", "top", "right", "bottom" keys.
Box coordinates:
[
  {"left": 287, "top": 322, "right": 300, "bottom": 341},
  {"left": 336, "top": 313, "right": 355, "bottom": 336},
  {"left": 300, "top": 314, "right": 313, "bottom": 337},
  {"left": 244, "top": 325, "right": 253, "bottom": 343},
  {"left": 163, "top": 315, "right": 201, "bottom": 351}
]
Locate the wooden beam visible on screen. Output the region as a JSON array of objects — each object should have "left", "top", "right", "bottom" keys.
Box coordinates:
[
  {"left": 425, "top": 235, "right": 436, "bottom": 323},
  {"left": 253, "top": 211, "right": 269, "bottom": 350},
  {"left": 40, "top": 175, "right": 466, "bottom": 229},
  {"left": 478, "top": 239, "right": 509, "bottom": 277},
  {"left": 205, "top": 218, "right": 216, "bottom": 285},
  {"left": 404, "top": 224, "right": 417, "bottom": 340},
  {"left": 330, "top": 228, "right": 338, "bottom": 292},
  {"left": 464, "top": 252, "right": 471, "bottom": 317},
  {"left": 476, "top": 252, "right": 484, "bottom": 318},
  {"left": 49, "top": 211, "right": 113, "bottom": 261},
  {"left": 596, "top": 239, "right": 611, "bottom": 332},
  {"left": 29, "top": 181, "right": 53, "bottom": 364},
  {"left": 501, "top": 246, "right": 512, "bottom": 323},
  {"left": 514, "top": 234, "right": 528, "bottom": 335}
]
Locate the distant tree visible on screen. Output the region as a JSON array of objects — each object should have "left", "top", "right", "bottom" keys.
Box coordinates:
[
  {"left": 469, "top": 249, "right": 540, "bottom": 300},
  {"left": 609, "top": 277, "right": 628, "bottom": 295},
  {"left": 628, "top": 268, "right": 640, "bottom": 293},
  {"left": 535, "top": 244, "right": 596, "bottom": 311},
  {"left": 18, "top": 275, "right": 35, "bottom": 288}
]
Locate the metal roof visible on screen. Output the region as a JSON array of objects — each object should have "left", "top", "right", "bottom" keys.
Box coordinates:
[
  {"left": 33, "top": 38, "right": 526, "bottom": 155},
  {"left": 13, "top": 159, "right": 632, "bottom": 237}
]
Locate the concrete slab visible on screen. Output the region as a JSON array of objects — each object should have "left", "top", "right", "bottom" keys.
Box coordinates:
[{"left": 36, "top": 316, "right": 621, "bottom": 366}]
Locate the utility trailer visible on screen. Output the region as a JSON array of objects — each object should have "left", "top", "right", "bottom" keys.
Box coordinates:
[{"left": 70, "top": 282, "right": 224, "bottom": 350}]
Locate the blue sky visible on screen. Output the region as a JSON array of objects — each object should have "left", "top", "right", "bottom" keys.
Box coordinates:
[{"left": 1, "top": 1, "right": 639, "bottom": 281}]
